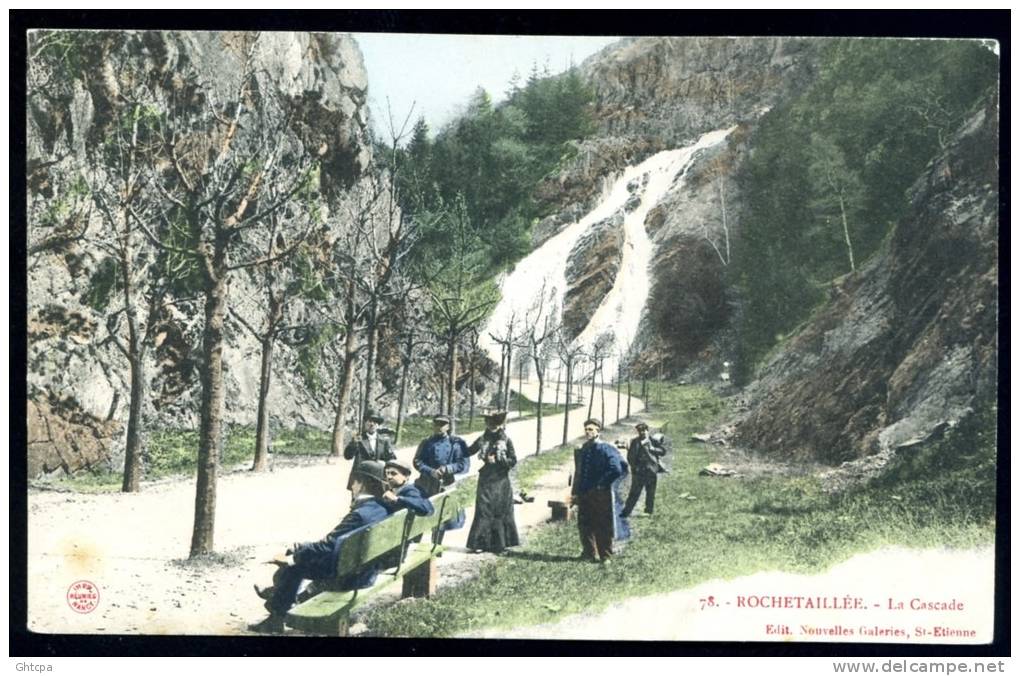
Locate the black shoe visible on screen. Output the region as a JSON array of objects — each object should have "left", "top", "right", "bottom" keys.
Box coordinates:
[
  {"left": 248, "top": 615, "right": 285, "bottom": 634},
  {"left": 520, "top": 492, "right": 535, "bottom": 503}
]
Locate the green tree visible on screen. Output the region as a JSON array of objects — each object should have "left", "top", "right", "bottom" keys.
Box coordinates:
[{"left": 807, "top": 133, "right": 865, "bottom": 273}]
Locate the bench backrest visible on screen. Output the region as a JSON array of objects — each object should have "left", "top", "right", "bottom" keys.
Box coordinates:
[{"left": 334, "top": 488, "right": 469, "bottom": 579}]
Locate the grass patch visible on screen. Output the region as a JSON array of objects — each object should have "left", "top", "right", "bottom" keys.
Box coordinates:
[
  {"left": 395, "top": 391, "right": 581, "bottom": 447},
  {"left": 515, "top": 443, "right": 574, "bottom": 494},
  {"left": 362, "top": 383, "right": 996, "bottom": 638},
  {"left": 49, "top": 425, "right": 335, "bottom": 492}
]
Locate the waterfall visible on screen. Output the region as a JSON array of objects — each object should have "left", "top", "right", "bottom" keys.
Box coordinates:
[{"left": 481, "top": 125, "right": 737, "bottom": 382}]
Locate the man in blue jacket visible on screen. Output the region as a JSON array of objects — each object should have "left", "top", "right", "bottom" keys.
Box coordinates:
[
  {"left": 382, "top": 459, "right": 434, "bottom": 516},
  {"left": 413, "top": 414, "right": 470, "bottom": 533},
  {"left": 248, "top": 460, "right": 430, "bottom": 633},
  {"left": 570, "top": 418, "right": 627, "bottom": 564}
]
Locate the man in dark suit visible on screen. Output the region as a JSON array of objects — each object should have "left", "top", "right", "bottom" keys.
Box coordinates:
[
  {"left": 249, "top": 460, "right": 415, "bottom": 634},
  {"left": 621, "top": 422, "right": 667, "bottom": 518},
  {"left": 343, "top": 410, "right": 396, "bottom": 491}
]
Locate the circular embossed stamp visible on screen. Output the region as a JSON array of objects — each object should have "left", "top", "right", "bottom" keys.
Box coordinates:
[{"left": 66, "top": 580, "right": 100, "bottom": 614}]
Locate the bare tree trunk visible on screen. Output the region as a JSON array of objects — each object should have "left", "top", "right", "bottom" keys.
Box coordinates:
[
  {"left": 838, "top": 193, "right": 856, "bottom": 272},
  {"left": 626, "top": 374, "right": 632, "bottom": 418},
  {"left": 599, "top": 361, "right": 606, "bottom": 424},
  {"left": 361, "top": 295, "right": 380, "bottom": 416},
  {"left": 517, "top": 357, "right": 524, "bottom": 420},
  {"left": 122, "top": 353, "right": 144, "bottom": 492},
  {"left": 468, "top": 350, "right": 476, "bottom": 428},
  {"left": 331, "top": 325, "right": 358, "bottom": 457},
  {"left": 252, "top": 334, "right": 275, "bottom": 472},
  {"left": 354, "top": 378, "right": 365, "bottom": 432},
  {"left": 587, "top": 369, "right": 596, "bottom": 420},
  {"left": 615, "top": 361, "right": 621, "bottom": 424},
  {"left": 496, "top": 344, "right": 506, "bottom": 410},
  {"left": 504, "top": 344, "right": 513, "bottom": 411},
  {"left": 720, "top": 179, "right": 731, "bottom": 264},
  {"left": 437, "top": 373, "right": 445, "bottom": 416},
  {"left": 532, "top": 354, "right": 544, "bottom": 455},
  {"left": 553, "top": 362, "right": 561, "bottom": 409},
  {"left": 118, "top": 239, "right": 144, "bottom": 493},
  {"left": 562, "top": 359, "right": 573, "bottom": 446},
  {"left": 190, "top": 271, "right": 227, "bottom": 557},
  {"left": 395, "top": 332, "right": 413, "bottom": 445},
  {"left": 447, "top": 332, "right": 458, "bottom": 432}
]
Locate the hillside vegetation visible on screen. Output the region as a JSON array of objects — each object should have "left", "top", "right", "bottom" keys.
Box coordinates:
[{"left": 729, "top": 39, "right": 997, "bottom": 381}]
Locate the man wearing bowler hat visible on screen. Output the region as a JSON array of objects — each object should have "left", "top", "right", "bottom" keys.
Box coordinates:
[
  {"left": 249, "top": 460, "right": 395, "bottom": 633},
  {"left": 569, "top": 418, "right": 627, "bottom": 564},
  {"left": 344, "top": 410, "right": 395, "bottom": 491}
]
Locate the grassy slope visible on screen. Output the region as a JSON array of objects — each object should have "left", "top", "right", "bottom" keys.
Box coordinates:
[{"left": 361, "top": 384, "right": 995, "bottom": 638}]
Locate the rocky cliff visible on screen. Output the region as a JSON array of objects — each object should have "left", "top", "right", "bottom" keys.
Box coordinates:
[
  {"left": 730, "top": 101, "right": 999, "bottom": 466},
  {"left": 26, "top": 31, "right": 373, "bottom": 476},
  {"left": 536, "top": 37, "right": 816, "bottom": 372}
]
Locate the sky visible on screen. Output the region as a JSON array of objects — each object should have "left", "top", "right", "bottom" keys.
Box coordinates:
[{"left": 352, "top": 33, "right": 620, "bottom": 139}]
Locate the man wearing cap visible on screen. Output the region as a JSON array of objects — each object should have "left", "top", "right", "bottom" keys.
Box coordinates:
[
  {"left": 413, "top": 414, "right": 470, "bottom": 532},
  {"left": 413, "top": 415, "right": 470, "bottom": 496},
  {"left": 570, "top": 418, "right": 627, "bottom": 563},
  {"left": 466, "top": 411, "right": 520, "bottom": 554},
  {"left": 382, "top": 459, "right": 434, "bottom": 517},
  {"left": 344, "top": 410, "right": 395, "bottom": 491},
  {"left": 249, "top": 460, "right": 410, "bottom": 633},
  {"left": 622, "top": 422, "right": 667, "bottom": 518}
]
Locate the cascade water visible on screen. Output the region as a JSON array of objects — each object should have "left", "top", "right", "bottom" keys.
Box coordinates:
[{"left": 481, "top": 126, "right": 737, "bottom": 384}]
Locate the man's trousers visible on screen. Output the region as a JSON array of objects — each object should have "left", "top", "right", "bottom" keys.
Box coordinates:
[{"left": 576, "top": 488, "right": 615, "bottom": 561}]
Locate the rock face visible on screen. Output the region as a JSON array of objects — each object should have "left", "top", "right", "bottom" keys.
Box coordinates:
[
  {"left": 730, "top": 102, "right": 999, "bottom": 464},
  {"left": 562, "top": 214, "right": 625, "bottom": 339},
  {"left": 536, "top": 38, "right": 815, "bottom": 373},
  {"left": 584, "top": 37, "right": 812, "bottom": 144},
  {"left": 26, "top": 31, "right": 372, "bottom": 476}
]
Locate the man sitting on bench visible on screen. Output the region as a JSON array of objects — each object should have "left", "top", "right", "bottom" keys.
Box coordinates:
[
  {"left": 248, "top": 459, "right": 430, "bottom": 633},
  {"left": 381, "top": 459, "right": 433, "bottom": 516}
]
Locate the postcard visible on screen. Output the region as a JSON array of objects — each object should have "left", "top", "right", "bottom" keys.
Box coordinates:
[{"left": 18, "top": 17, "right": 1003, "bottom": 650}]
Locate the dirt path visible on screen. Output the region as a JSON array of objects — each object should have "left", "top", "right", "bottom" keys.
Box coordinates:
[{"left": 26, "top": 383, "right": 644, "bottom": 635}]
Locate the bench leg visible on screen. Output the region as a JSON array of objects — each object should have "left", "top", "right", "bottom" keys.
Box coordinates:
[
  {"left": 401, "top": 559, "right": 437, "bottom": 599},
  {"left": 336, "top": 617, "right": 349, "bottom": 637}
]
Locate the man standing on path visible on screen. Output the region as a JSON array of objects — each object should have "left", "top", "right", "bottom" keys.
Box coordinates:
[
  {"left": 569, "top": 418, "right": 627, "bottom": 564},
  {"left": 413, "top": 414, "right": 470, "bottom": 532},
  {"left": 344, "top": 410, "right": 396, "bottom": 491},
  {"left": 621, "top": 422, "right": 667, "bottom": 518}
]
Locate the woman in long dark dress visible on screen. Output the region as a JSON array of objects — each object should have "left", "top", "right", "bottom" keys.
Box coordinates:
[{"left": 466, "top": 411, "right": 520, "bottom": 554}]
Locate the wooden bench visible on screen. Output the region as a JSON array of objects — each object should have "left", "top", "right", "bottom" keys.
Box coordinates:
[{"left": 285, "top": 488, "right": 468, "bottom": 635}]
